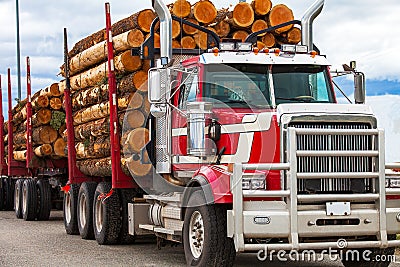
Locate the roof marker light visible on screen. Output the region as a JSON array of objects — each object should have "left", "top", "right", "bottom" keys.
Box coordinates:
[
  {"left": 212, "top": 47, "right": 219, "bottom": 56},
  {"left": 310, "top": 50, "right": 318, "bottom": 58},
  {"left": 274, "top": 48, "right": 281, "bottom": 56},
  {"left": 253, "top": 47, "right": 259, "bottom": 55}
]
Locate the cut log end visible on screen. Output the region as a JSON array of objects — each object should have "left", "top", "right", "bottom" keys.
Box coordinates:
[
  {"left": 119, "top": 51, "right": 143, "bottom": 72},
  {"left": 127, "top": 29, "right": 145, "bottom": 48},
  {"left": 172, "top": 20, "right": 182, "bottom": 39},
  {"left": 50, "top": 97, "right": 62, "bottom": 110},
  {"left": 182, "top": 18, "right": 199, "bottom": 35},
  {"left": 193, "top": 1, "right": 218, "bottom": 24},
  {"left": 262, "top": 32, "right": 276, "bottom": 48},
  {"left": 232, "top": 30, "right": 249, "bottom": 42},
  {"left": 251, "top": 19, "right": 268, "bottom": 36},
  {"left": 251, "top": 0, "right": 272, "bottom": 16},
  {"left": 133, "top": 71, "right": 149, "bottom": 92},
  {"left": 181, "top": 36, "right": 196, "bottom": 49},
  {"left": 214, "top": 20, "right": 231, "bottom": 38},
  {"left": 268, "top": 4, "right": 294, "bottom": 33},
  {"left": 233, "top": 2, "right": 255, "bottom": 28},
  {"left": 138, "top": 9, "right": 156, "bottom": 33},
  {"left": 172, "top": 0, "right": 192, "bottom": 18},
  {"left": 286, "top": 27, "right": 302, "bottom": 44}
]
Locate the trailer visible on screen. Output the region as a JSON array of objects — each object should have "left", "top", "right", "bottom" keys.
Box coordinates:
[{"left": 0, "top": 60, "right": 67, "bottom": 221}]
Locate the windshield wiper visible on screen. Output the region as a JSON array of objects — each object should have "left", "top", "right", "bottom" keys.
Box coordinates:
[{"left": 275, "top": 97, "right": 314, "bottom": 103}]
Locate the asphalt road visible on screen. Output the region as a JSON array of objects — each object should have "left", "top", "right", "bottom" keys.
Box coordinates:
[{"left": 0, "top": 210, "right": 399, "bottom": 267}]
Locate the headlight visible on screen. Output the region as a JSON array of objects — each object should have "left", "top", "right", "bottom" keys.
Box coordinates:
[{"left": 242, "top": 174, "right": 266, "bottom": 190}]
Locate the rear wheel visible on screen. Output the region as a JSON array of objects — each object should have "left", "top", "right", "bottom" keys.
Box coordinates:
[
  {"left": 77, "top": 182, "right": 97, "bottom": 239},
  {"left": 4, "top": 178, "right": 14, "bottom": 211},
  {"left": 183, "top": 191, "right": 235, "bottom": 267},
  {"left": 93, "top": 182, "right": 121, "bottom": 245},
  {"left": 22, "top": 179, "right": 37, "bottom": 221},
  {"left": 14, "top": 179, "right": 23, "bottom": 218},
  {"left": 0, "top": 177, "right": 5, "bottom": 211},
  {"left": 63, "top": 184, "right": 80, "bottom": 235},
  {"left": 36, "top": 179, "right": 52, "bottom": 221}
]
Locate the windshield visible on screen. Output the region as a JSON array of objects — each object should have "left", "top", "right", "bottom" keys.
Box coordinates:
[
  {"left": 203, "top": 64, "right": 271, "bottom": 108},
  {"left": 273, "top": 65, "right": 335, "bottom": 104}
]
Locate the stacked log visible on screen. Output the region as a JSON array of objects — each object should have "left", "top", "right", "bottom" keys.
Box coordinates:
[
  {"left": 8, "top": 83, "right": 68, "bottom": 162},
  {"left": 58, "top": 0, "right": 301, "bottom": 179}
]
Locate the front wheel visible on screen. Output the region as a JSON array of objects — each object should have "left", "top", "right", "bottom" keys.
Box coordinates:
[{"left": 183, "top": 191, "right": 235, "bottom": 267}]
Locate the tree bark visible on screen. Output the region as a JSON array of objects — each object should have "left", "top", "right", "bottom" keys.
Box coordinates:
[
  {"left": 75, "top": 136, "right": 111, "bottom": 160},
  {"left": 74, "top": 117, "right": 110, "bottom": 141},
  {"left": 61, "top": 29, "right": 145, "bottom": 77},
  {"left": 70, "top": 51, "right": 142, "bottom": 91},
  {"left": 13, "top": 132, "right": 26, "bottom": 145}
]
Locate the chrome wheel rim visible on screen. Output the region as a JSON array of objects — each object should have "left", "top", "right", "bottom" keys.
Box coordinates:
[
  {"left": 65, "top": 192, "right": 72, "bottom": 223},
  {"left": 78, "top": 193, "right": 87, "bottom": 229},
  {"left": 189, "top": 211, "right": 204, "bottom": 259},
  {"left": 95, "top": 197, "right": 103, "bottom": 232}
]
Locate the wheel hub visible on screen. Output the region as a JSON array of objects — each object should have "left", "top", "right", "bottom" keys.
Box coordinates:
[{"left": 189, "top": 211, "right": 204, "bottom": 259}]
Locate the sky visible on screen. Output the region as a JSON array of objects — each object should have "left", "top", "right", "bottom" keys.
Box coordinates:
[{"left": 0, "top": 0, "right": 399, "bottom": 161}]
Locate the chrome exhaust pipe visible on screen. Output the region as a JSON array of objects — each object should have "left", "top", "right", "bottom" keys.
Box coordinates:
[
  {"left": 152, "top": 0, "right": 172, "bottom": 65},
  {"left": 301, "top": 0, "right": 324, "bottom": 51}
]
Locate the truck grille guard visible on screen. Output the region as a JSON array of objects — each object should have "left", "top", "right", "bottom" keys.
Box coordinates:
[{"left": 230, "top": 126, "right": 400, "bottom": 252}]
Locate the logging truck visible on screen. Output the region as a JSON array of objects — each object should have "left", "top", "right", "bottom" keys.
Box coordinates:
[{"left": 0, "top": 63, "right": 67, "bottom": 220}]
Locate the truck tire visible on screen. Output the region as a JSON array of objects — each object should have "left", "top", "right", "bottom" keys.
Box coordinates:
[
  {"left": 341, "top": 235, "right": 396, "bottom": 267},
  {"left": 14, "top": 179, "right": 23, "bottom": 218},
  {"left": 22, "top": 179, "right": 38, "bottom": 221},
  {"left": 93, "top": 182, "right": 121, "bottom": 245},
  {"left": 77, "top": 182, "right": 97, "bottom": 240},
  {"left": 36, "top": 179, "right": 52, "bottom": 221},
  {"left": 63, "top": 184, "right": 80, "bottom": 235},
  {"left": 4, "top": 178, "right": 15, "bottom": 211},
  {"left": 183, "top": 191, "right": 235, "bottom": 267},
  {"left": 118, "top": 189, "right": 137, "bottom": 244},
  {"left": 0, "top": 177, "right": 5, "bottom": 211}
]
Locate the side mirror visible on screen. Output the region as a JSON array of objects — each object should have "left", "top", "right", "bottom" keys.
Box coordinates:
[
  {"left": 148, "top": 69, "right": 162, "bottom": 103},
  {"left": 354, "top": 72, "right": 365, "bottom": 104}
]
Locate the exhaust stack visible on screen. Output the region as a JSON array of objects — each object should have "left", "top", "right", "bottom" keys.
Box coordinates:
[
  {"left": 152, "top": 0, "right": 172, "bottom": 65},
  {"left": 301, "top": 0, "right": 324, "bottom": 51}
]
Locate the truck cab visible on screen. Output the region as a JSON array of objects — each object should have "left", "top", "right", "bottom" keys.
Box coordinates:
[{"left": 127, "top": 0, "right": 400, "bottom": 266}]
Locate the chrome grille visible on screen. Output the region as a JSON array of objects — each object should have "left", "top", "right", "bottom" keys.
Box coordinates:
[{"left": 290, "top": 123, "right": 373, "bottom": 193}]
